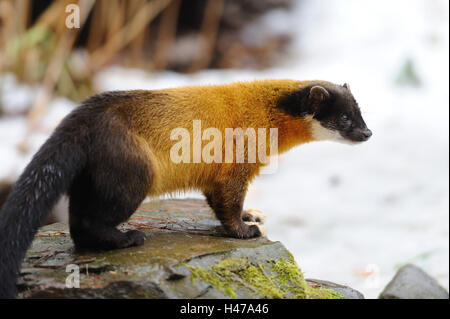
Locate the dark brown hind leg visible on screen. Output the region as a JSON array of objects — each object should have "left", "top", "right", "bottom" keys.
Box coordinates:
[
  {"left": 204, "top": 180, "right": 265, "bottom": 239},
  {"left": 68, "top": 127, "right": 153, "bottom": 250},
  {"left": 68, "top": 160, "right": 152, "bottom": 250}
]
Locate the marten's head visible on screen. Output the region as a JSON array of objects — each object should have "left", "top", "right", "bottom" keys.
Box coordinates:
[{"left": 278, "top": 81, "right": 372, "bottom": 144}]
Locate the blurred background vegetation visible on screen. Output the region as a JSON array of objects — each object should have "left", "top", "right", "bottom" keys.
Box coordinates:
[{"left": 0, "top": 0, "right": 292, "bottom": 106}]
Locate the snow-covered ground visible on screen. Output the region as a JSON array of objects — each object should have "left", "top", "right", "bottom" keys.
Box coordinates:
[{"left": 0, "top": 0, "right": 448, "bottom": 298}]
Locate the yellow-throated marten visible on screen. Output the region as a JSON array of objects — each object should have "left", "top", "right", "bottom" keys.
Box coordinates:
[{"left": 0, "top": 80, "right": 371, "bottom": 297}]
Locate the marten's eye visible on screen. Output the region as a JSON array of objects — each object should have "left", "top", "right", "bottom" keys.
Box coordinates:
[{"left": 341, "top": 114, "right": 352, "bottom": 127}]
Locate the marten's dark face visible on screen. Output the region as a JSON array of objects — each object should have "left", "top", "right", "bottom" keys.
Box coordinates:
[
  {"left": 311, "top": 83, "right": 372, "bottom": 143},
  {"left": 277, "top": 81, "right": 372, "bottom": 144}
]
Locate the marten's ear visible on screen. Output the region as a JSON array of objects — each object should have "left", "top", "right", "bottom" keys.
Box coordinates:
[
  {"left": 343, "top": 83, "right": 351, "bottom": 91},
  {"left": 309, "top": 86, "right": 330, "bottom": 102}
]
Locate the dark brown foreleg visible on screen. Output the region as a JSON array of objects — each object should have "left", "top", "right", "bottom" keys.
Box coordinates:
[{"left": 204, "top": 179, "right": 265, "bottom": 239}]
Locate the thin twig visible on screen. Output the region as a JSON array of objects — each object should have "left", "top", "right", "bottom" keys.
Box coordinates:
[
  {"left": 153, "top": 0, "right": 181, "bottom": 70},
  {"left": 89, "top": 0, "right": 173, "bottom": 72},
  {"left": 187, "top": 0, "right": 224, "bottom": 73}
]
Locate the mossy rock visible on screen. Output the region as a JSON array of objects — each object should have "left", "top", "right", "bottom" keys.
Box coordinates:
[{"left": 18, "top": 199, "right": 362, "bottom": 299}]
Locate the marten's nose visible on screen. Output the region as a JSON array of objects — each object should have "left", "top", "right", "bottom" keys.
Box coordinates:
[{"left": 362, "top": 128, "right": 372, "bottom": 140}]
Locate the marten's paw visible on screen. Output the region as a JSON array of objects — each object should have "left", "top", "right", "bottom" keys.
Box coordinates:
[
  {"left": 125, "top": 230, "right": 146, "bottom": 247},
  {"left": 242, "top": 209, "right": 266, "bottom": 224},
  {"left": 244, "top": 221, "right": 267, "bottom": 237}
]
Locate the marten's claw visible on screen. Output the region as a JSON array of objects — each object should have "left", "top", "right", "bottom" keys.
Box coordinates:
[
  {"left": 243, "top": 221, "right": 267, "bottom": 237},
  {"left": 242, "top": 208, "right": 266, "bottom": 224}
]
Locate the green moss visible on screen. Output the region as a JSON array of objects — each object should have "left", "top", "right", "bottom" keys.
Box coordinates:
[
  {"left": 270, "top": 256, "right": 343, "bottom": 299},
  {"left": 186, "top": 259, "right": 241, "bottom": 298},
  {"left": 185, "top": 255, "right": 343, "bottom": 299}
]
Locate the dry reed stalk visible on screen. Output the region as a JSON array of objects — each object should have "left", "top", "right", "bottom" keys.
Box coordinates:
[
  {"left": 89, "top": 0, "right": 172, "bottom": 71},
  {"left": 126, "top": 0, "right": 148, "bottom": 66},
  {"left": 34, "top": 1, "right": 67, "bottom": 28},
  {"left": 105, "top": 0, "right": 126, "bottom": 45},
  {"left": 86, "top": 1, "right": 106, "bottom": 52},
  {"left": 0, "top": 1, "right": 16, "bottom": 69},
  {"left": 152, "top": 0, "right": 181, "bottom": 70},
  {"left": 14, "top": 0, "right": 30, "bottom": 36},
  {"left": 187, "top": 0, "right": 224, "bottom": 73},
  {"left": 18, "top": 0, "right": 96, "bottom": 153}
]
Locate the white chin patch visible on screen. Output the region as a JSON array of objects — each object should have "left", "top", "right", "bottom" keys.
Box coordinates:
[{"left": 309, "top": 118, "right": 359, "bottom": 145}]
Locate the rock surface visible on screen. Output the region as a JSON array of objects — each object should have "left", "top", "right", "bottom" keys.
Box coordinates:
[
  {"left": 379, "top": 264, "right": 449, "bottom": 299},
  {"left": 18, "top": 199, "right": 362, "bottom": 299}
]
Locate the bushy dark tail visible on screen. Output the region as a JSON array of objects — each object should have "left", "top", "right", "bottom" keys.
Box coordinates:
[
  {"left": 0, "top": 182, "right": 13, "bottom": 210},
  {"left": 0, "top": 123, "right": 87, "bottom": 298}
]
